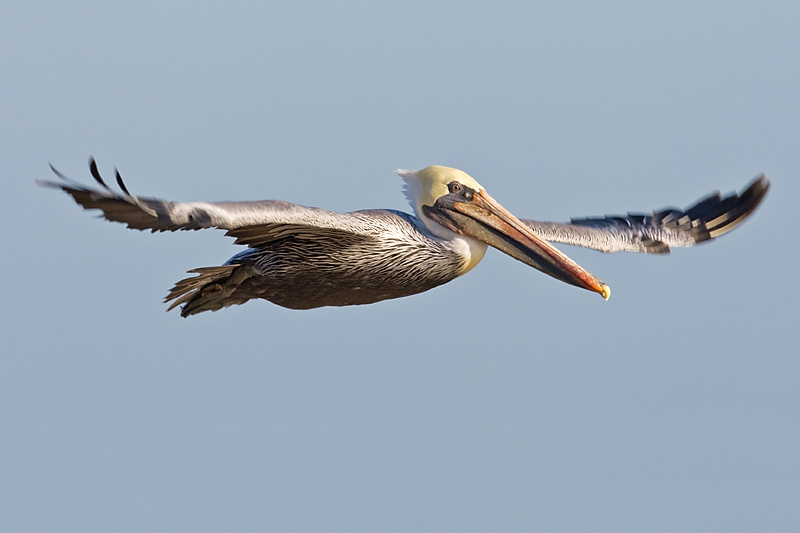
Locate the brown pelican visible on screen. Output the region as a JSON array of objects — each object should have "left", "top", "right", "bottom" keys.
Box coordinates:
[{"left": 39, "top": 159, "right": 769, "bottom": 316}]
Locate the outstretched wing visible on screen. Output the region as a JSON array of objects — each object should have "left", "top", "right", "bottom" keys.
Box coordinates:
[
  {"left": 522, "top": 175, "right": 769, "bottom": 254},
  {"left": 38, "top": 158, "right": 354, "bottom": 232}
]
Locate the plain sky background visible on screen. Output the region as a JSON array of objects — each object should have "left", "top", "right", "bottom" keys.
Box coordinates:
[{"left": 2, "top": 1, "right": 798, "bottom": 531}]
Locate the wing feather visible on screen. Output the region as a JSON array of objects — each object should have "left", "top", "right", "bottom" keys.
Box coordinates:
[
  {"left": 522, "top": 175, "right": 769, "bottom": 253},
  {"left": 225, "top": 223, "right": 374, "bottom": 248},
  {"left": 38, "top": 158, "right": 353, "bottom": 232}
]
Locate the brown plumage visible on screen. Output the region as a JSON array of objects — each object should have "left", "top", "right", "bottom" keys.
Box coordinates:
[{"left": 39, "top": 159, "right": 769, "bottom": 315}]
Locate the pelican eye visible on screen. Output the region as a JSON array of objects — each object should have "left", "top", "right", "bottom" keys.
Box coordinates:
[{"left": 448, "top": 181, "right": 474, "bottom": 201}]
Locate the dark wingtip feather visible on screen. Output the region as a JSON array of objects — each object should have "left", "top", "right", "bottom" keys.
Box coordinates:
[
  {"left": 43, "top": 162, "right": 85, "bottom": 188},
  {"left": 115, "top": 168, "right": 132, "bottom": 196},
  {"left": 88, "top": 157, "right": 112, "bottom": 191},
  {"left": 702, "top": 173, "right": 770, "bottom": 239},
  {"left": 49, "top": 162, "right": 66, "bottom": 180}
]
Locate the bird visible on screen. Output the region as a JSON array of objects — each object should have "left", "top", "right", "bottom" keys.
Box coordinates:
[{"left": 39, "top": 159, "right": 769, "bottom": 317}]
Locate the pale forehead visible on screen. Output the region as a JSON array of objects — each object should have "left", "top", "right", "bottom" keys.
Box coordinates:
[{"left": 416, "top": 165, "right": 484, "bottom": 191}]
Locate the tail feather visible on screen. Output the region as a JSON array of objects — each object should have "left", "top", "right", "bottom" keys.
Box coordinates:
[{"left": 165, "top": 264, "right": 258, "bottom": 317}]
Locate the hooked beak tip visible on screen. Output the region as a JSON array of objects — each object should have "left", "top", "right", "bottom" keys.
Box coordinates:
[{"left": 599, "top": 283, "right": 611, "bottom": 301}]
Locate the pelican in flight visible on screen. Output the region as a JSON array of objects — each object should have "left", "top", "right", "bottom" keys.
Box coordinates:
[{"left": 39, "top": 160, "right": 769, "bottom": 316}]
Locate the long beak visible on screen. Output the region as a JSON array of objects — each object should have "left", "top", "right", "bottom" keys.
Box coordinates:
[{"left": 425, "top": 189, "right": 611, "bottom": 300}]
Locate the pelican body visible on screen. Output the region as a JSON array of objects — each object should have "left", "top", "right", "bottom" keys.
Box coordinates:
[{"left": 39, "top": 160, "right": 768, "bottom": 316}]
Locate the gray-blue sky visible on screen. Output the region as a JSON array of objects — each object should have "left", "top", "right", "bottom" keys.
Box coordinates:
[{"left": 2, "top": 1, "right": 798, "bottom": 531}]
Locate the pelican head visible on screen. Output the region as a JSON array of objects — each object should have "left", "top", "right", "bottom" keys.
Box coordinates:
[{"left": 396, "top": 165, "right": 611, "bottom": 300}]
